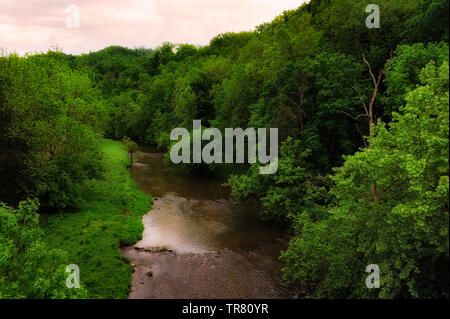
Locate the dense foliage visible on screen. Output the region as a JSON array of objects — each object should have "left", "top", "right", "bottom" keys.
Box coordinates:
[
  {"left": 0, "top": 53, "right": 150, "bottom": 298},
  {"left": 0, "top": 52, "right": 107, "bottom": 209},
  {"left": 0, "top": 0, "right": 448, "bottom": 298},
  {"left": 281, "top": 60, "right": 449, "bottom": 298},
  {"left": 0, "top": 199, "right": 87, "bottom": 298}
]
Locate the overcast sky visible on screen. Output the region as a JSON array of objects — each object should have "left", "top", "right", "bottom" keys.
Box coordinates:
[{"left": 0, "top": 0, "right": 306, "bottom": 55}]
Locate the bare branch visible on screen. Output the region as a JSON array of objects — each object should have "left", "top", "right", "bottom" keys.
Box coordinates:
[
  {"left": 351, "top": 85, "right": 369, "bottom": 116},
  {"left": 362, "top": 52, "right": 377, "bottom": 87},
  {"left": 340, "top": 110, "right": 368, "bottom": 121},
  {"left": 355, "top": 123, "right": 368, "bottom": 149},
  {"left": 377, "top": 49, "right": 395, "bottom": 85}
]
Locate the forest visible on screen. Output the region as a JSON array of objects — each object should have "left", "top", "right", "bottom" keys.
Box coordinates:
[{"left": 0, "top": 0, "right": 449, "bottom": 299}]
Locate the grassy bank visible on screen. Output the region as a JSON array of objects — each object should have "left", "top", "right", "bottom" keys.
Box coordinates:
[{"left": 42, "top": 139, "right": 152, "bottom": 299}]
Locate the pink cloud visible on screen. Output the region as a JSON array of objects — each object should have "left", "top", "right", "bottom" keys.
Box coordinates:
[{"left": 0, "top": 0, "right": 306, "bottom": 55}]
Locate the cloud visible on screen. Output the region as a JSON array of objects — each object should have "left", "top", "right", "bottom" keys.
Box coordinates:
[{"left": 0, "top": 0, "right": 305, "bottom": 55}]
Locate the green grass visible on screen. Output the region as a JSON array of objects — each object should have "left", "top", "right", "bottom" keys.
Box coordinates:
[{"left": 42, "top": 139, "right": 152, "bottom": 299}]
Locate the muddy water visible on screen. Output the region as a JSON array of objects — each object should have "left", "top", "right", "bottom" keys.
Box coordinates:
[{"left": 122, "top": 146, "right": 294, "bottom": 299}]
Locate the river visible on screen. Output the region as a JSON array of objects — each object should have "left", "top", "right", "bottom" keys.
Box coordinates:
[{"left": 121, "top": 146, "right": 296, "bottom": 299}]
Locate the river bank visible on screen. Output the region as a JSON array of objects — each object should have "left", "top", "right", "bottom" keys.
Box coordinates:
[{"left": 42, "top": 140, "right": 151, "bottom": 298}]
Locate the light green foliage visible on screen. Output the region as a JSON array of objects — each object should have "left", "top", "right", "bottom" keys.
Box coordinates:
[
  {"left": 0, "top": 199, "right": 87, "bottom": 298},
  {"left": 281, "top": 60, "right": 449, "bottom": 298},
  {"left": 228, "top": 138, "right": 332, "bottom": 223},
  {"left": 42, "top": 140, "right": 151, "bottom": 298},
  {"left": 382, "top": 42, "right": 449, "bottom": 116},
  {"left": 122, "top": 136, "right": 139, "bottom": 166},
  {"left": 0, "top": 52, "right": 106, "bottom": 209},
  {"left": 122, "top": 136, "right": 138, "bottom": 153}
]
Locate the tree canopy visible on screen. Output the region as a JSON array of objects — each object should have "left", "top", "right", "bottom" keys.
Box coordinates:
[{"left": 0, "top": 0, "right": 448, "bottom": 299}]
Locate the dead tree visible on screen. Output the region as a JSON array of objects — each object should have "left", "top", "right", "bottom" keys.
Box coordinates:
[{"left": 344, "top": 51, "right": 394, "bottom": 203}]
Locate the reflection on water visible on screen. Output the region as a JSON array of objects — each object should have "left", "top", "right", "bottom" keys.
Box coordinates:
[
  {"left": 122, "top": 145, "right": 294, "bottom": 299},
  {"left": 130, "top": 151, "right": 230, "bottom": 200},
  {"left": 130, "top": 147, "right": 283, "bottom": 254}
]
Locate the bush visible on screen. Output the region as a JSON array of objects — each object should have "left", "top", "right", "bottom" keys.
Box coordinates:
[{"left": 0, "top": 199, "right": 88, "bottom": 298}]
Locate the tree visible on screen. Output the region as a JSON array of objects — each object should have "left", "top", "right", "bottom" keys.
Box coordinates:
[
  {"left": 227, "top": 138, "right": 332, "bottom": 223},
  {"left": 0, "top": 199, "right": 88, "bottom": 298},
  {"left": 0, "top": 53, "right": 105, "bottom": 209},
  {"left": 382, "top": 42, "right": 449, "bottom": 116},
  {"left": 122, "top": 137, "right": 138, "bottom": 167},
  {"left": 349, "top": 52, "right": 394, "bottom": 203},
  {"left": 281, "top": 60, "right": 449, "bottom": 298},
  {"left": 403, "top": 0, "right": 449, "bottom": 43}
]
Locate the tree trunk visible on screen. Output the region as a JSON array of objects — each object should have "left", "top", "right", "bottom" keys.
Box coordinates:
[{"left": 359, "top": 52, "right": 393, "bottom": 204}]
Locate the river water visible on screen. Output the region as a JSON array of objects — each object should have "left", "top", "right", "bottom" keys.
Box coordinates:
[{"left": 121, "top": 146, "right": 295, "bottom": 299}]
